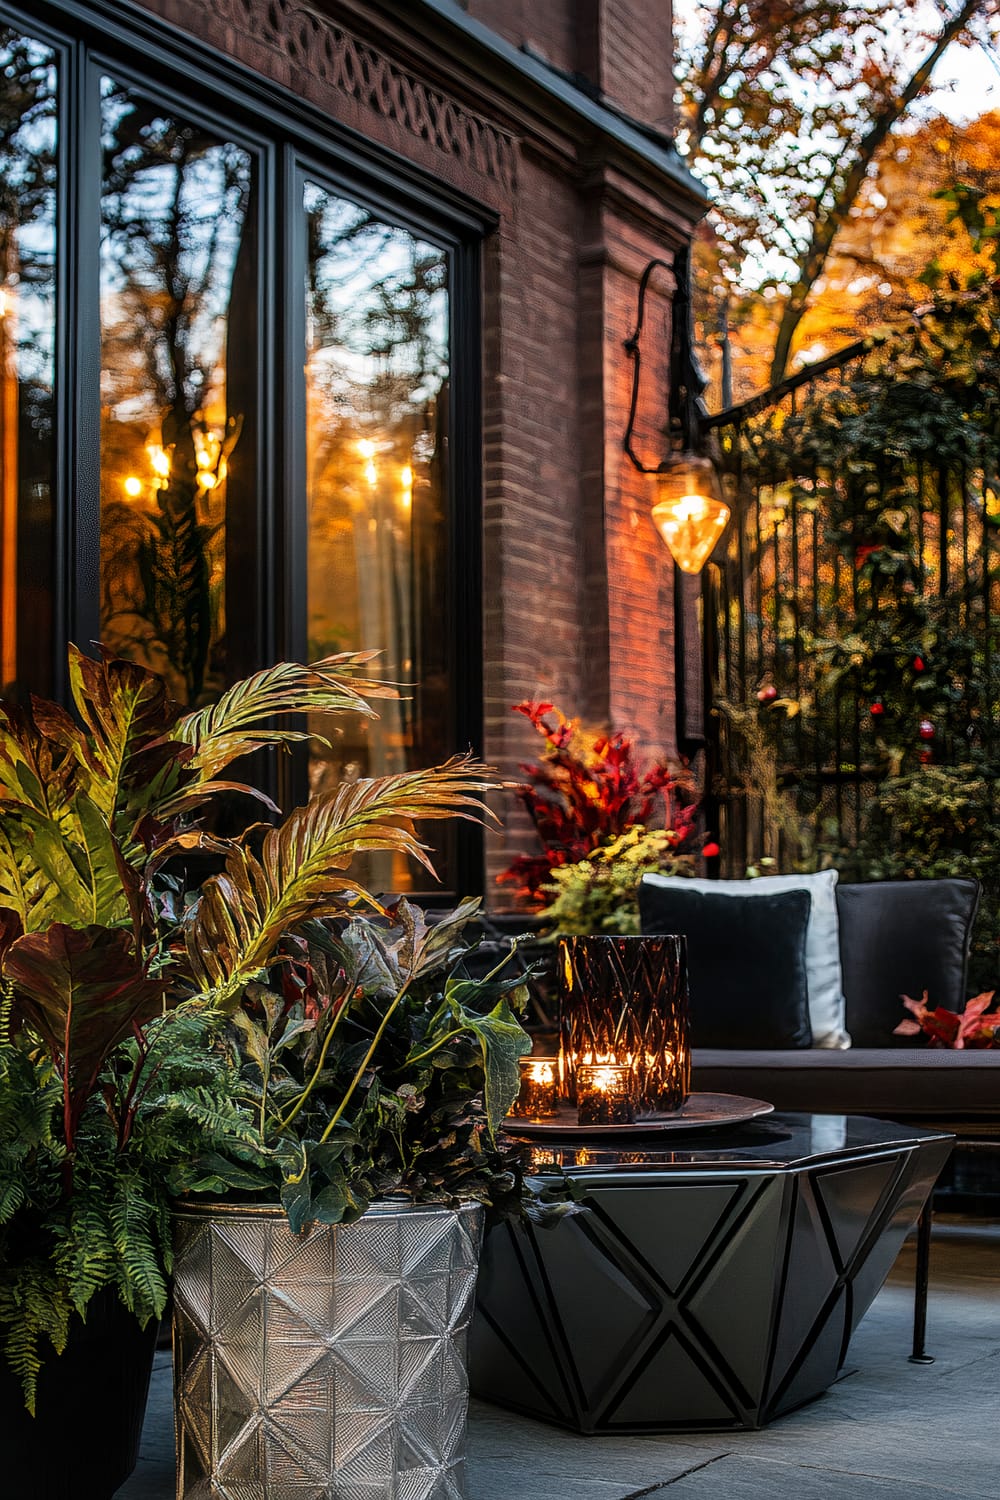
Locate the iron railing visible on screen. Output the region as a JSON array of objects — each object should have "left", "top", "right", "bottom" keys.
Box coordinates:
[{"left": 699, "top": 342, "right": 1000, "bottom": 876}]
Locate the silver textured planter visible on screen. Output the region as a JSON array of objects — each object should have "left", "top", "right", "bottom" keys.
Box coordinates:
[{"left": 172, "top": 1200, "right": 483, "bottom": 1499}]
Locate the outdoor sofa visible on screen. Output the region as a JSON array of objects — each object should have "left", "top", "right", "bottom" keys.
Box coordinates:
[{"left": 638, "top": 873, "right": 1000, "bottom": 1196}]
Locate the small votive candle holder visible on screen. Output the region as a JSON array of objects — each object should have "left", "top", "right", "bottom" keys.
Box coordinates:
[
  {"left": 576, "top": 1062, "right": 634, "bottom": 1126},
  {"left": 509, "top": 1056, "right": 560, "bottom": 1119}
]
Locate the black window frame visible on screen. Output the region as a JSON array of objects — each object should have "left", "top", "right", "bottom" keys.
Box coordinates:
[{"left": 2, "top": 0, "right": 490, "bottom": 899}]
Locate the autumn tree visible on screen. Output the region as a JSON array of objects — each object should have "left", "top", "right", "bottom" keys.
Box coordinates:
[{"left": 677, "top": 0, "right": 1000, "bottom": 386}]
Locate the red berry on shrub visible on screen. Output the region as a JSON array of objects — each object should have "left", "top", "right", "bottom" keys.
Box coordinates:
[
  {"left": 918, "top": 719, "right": 935, "bottom": 740},
  {"left": 756, "top": 685, "right": 778, "bottom": 703},
  {"left": 702, "top": 841, "right": 720, "bottom": 859},
  {"left": 913, "top": 656, "right": 925, "bottom": 672},
  {"left": 869, "top": 700, "right": 884, "bottom": 716}
]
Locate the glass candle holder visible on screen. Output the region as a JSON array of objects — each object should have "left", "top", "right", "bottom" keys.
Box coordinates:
[
  {"left": 559, "top": 934, "right": 691, "bottom": 1115},
  {"left": 508, "top": 1056, "right": 559, "bottom": 1119},
  {"left": 576, "top": 1062, "right": 635, "bottom": 1126}
]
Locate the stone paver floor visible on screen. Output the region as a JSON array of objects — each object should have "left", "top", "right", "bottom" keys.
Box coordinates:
[{"left": 117, "top": 1216, "right": 1000, "bottom": 1499}]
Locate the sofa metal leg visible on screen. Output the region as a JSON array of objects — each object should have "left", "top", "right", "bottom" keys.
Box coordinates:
[{"left": 909, "top": 1201, "right": 934, "bottom": 1364}]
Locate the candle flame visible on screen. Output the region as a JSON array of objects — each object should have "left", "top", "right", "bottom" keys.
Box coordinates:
[{"left": 526, "top": 1060, "right": 555, "bottom": 1085}]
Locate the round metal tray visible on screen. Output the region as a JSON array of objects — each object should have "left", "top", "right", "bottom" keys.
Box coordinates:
[{"left": 504, "top": 1092, "right": 774, "bottom": 1139}]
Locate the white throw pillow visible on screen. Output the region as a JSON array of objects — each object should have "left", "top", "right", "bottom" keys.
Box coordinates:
[{"left": 641, "top": 869, "right": 850, "bottom": 1049}]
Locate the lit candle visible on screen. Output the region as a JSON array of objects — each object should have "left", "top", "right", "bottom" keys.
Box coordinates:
[
  {"left": 576, "top": 1062, "right": 634, "bottom": 1126},
  {"left": 509, "top": 1056, "right": 560, "bottom": 1119}
]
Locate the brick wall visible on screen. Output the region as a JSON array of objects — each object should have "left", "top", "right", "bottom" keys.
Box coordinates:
[
  {"left": 466, "top": 0, "right": 675, "bottom": 131},
  {"left": 131, "top": 0, "right": 702, "bottom": 902}
]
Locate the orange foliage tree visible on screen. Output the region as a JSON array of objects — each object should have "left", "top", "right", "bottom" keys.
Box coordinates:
[{"left": 677, "top": 0, "right": 999, "bottom": 391}]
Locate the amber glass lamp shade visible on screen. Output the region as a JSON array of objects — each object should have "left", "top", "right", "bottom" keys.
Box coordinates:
[{"left": 649, "top": 454, "right": 730, "bottom": 573}]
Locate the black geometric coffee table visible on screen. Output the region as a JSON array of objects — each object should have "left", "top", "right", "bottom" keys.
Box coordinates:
[{"left": 471, "top": 1113, "right": 952, "bottom": 1432}]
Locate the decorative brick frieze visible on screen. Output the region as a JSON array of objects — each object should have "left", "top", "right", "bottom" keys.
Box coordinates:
[{"left": 209, "top": 0, "right": 517, "bottom": 192}]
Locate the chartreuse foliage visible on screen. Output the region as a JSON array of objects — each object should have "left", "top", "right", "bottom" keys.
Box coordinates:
[
  {"left": 537, "top": 827, "right": 695, "bottom": 937},
  {"left": 0, "top": 643, "right": 528, "bottom": 1409}
]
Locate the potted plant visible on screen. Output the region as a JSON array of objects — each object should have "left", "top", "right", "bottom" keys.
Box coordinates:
[
  {"left": 172, "top": 893, "right": 531, "bottom": 1499},
  {"left": 0, "top": 643, "right": 525, "bottom": 1498}
]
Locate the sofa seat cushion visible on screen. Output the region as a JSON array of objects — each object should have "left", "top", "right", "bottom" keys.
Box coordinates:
[
  {"left": 692, "top": 1046, "right": 1000, "bottom": 1120},
  {"left": 837, "top": 877, "right": 980, "bottom": 1046}
]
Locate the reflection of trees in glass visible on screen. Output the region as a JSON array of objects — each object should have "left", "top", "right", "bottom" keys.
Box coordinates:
[
  {"left": 304, "top": 191, "right": 450, "bottom": 886},
  {"left": 0, "top": 28, "right": 56, "bottom": 699},
  {"left": 99, "top": 83, "right": 252, "bottom": 704}
]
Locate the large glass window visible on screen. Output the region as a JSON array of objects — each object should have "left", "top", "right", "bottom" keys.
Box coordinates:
[
  {"left": 0, "top": 1, "right": 482, "bottom": 894},
  {"left": 0, "top": 26, "right": 56, "bottom": 700},
  {"left": 304, "top": 188, "right": 451, "bottom": 891},
  {"left": 99, "top": 80, "right": 256, "bottom": 705}
]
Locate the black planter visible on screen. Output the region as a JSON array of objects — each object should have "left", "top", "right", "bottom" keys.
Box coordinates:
[{"left": 0, "top": 1291, "right": 158, "bottom": 1499}]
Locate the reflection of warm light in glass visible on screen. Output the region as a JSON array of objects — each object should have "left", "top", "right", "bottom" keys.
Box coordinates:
[
  {"left": 195, "top": 448, "right": 211, "bottom": 468},
  {"left": 197, "top": 470, "right": 217, "bottom": 490},
  {"left": 123, "top": 476, "right": 142, "bottom": 498},
  {"left": 146, "top": 444, "right": 170, "bottom": 477},
  {"left": 364, "top": 460, "right": 377, "bottom": 487},
  {"left": 529, "top": 1149, "right": 557, "bottom": 1168},
  {"left": 357, "top": 438, "right": 376, "bottom": 459},
  {"left": 400, "top": 464, "right": 413, "bottom": 510},
  {"left": 576, "top": 1061, "right": 634, "bottom": 1125}
]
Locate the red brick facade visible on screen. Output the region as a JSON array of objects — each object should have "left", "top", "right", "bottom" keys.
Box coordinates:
[{"left": 131, "top": 0, "right": 707, "bottom": 901}]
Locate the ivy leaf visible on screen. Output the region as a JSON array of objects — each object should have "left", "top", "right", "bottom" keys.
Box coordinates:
[
  {"left": 173, "top": 1152, "right": 273, "bottom": 1195},
  {"left": 424, "top": 986, "right": 532, "bottom": 1135}
]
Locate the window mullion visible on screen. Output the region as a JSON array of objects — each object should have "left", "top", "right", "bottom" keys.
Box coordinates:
[{"left": 59, "top": 42, "right": 102, "bottom": 690}]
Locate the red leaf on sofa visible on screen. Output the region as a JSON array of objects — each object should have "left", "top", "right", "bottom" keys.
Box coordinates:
[{"left": 896, "top": 990, "right": 1000, "bottom": 1049}]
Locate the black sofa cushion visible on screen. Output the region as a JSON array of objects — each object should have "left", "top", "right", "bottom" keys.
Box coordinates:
[
  {"left": 691, "top": 1046, "right": 1000, "bottom": 1120},
  {"left": 638, "top": 884, "right": 812, "bottom": 1048},
  {"left": 836, "top": 878, "right": 980, "bottom": 1047}
]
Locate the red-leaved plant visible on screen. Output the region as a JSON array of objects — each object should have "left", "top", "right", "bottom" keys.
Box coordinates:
[
  {"left": 895, "top": 991, "right": 1000, "bottom": 1048},
  {"left": 498, "top": 700, "right": 698, "bottom": 905}
]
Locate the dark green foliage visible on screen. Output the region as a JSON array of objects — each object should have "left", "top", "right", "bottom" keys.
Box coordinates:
[
  {"left": 0, "top": 641, "right": 522, "bottom": 1409},
  {"left": 0, "top": 1001, "right": 260, "bottom": 1411},
  {"left": 717, "top": 278, "right": 1000, "bottom": 986},
  {"left": 208, "top": 898, "right": 532, "bottom": 1235}
]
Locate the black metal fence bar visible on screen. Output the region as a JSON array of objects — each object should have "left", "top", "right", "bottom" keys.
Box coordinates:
[{"left": 703, "top": 339, "right": 995, "bottom": 876}]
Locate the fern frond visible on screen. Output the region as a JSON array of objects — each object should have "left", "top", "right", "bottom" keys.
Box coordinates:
[
  {"left": 0, "top": 1175, "right": 27, "bottom": 1222},
  {"left": 109, "top": 1173, "right": 168, "bottom": 1321},
  {"left": 54, "top": 1200, "right": 117, "bottom": 1318},
  {"left": 0, "top": 1266, "right": 73, "bottom": 1413}
]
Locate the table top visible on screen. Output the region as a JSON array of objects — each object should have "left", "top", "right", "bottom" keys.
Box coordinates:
[{"left": 517, "top": 1112, "right": 954, "bottom": 1176}]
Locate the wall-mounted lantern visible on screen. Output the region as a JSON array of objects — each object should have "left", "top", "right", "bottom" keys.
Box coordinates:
[{"left": 622, "top": 257, "right": 729, "bottom": 573}]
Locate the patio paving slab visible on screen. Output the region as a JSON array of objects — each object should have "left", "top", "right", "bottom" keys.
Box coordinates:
[{"left": 116, "top": 1216, "right": 1000, "bottom": 1500}]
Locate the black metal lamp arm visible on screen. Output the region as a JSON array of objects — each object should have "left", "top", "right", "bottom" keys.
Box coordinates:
[{"left": 622, "top": 257, "right": 672, "bottom": 475}]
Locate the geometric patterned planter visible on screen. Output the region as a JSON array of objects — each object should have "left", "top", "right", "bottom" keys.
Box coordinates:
[{"left": 172, "top": 1200, "right": 483, "bottom": 1499}]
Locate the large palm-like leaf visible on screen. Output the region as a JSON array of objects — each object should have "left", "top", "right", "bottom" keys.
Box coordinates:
[
  {"left": 3, "top": 925, "right": 168, "bottom": 1148},
  {"left": 172, "top": 652, "right": 398, "bottom": 782},
  {"left": 9, "top": 796, "right": 136, "bottom": 932},
  {"left": 184, "top": 757, "right": 499, "bottom": 1010},
  {"left": 0, "top": 702, "right": 77, "bottom": 820},
  {"left": 49, "top": 646, "right": 179, "bottom": 828}
]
